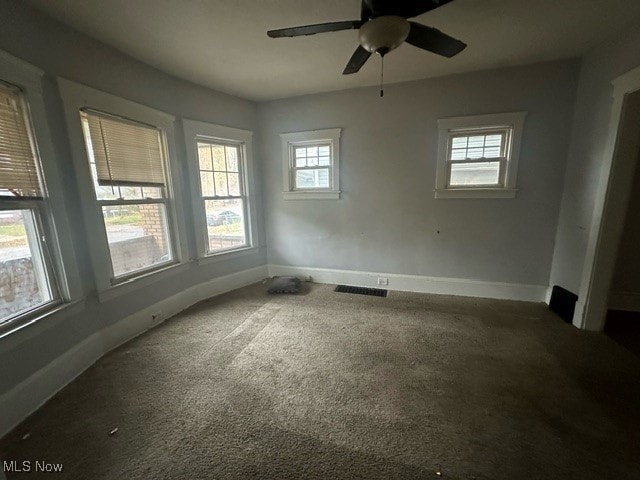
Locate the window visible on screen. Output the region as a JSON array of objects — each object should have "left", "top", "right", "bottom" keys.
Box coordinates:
[
  {"left": 80, "top": 110, "right": 175, "bottom": 280},
  {"left": 183, "top": 119, "right": 257, "bottom": 259},
  {"left": 281, "top": 128, "right": 341, "bottom": 200},
  {"left": 435, "top": 112, "right": 526, "bottom": 199},
  {"left": 196, "top": 140, "right": 248, "bottom": 253},
  {"left": 0, "top": 81, "right": 59, "bottom": 327}
]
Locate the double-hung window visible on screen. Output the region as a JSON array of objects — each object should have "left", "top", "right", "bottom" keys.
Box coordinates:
[
  {"left": 183, "top": 120, "right": 256, "bottom": 259},
  {"left": 435, "top": 112, "right": 526, "bottom": 199},
  {"left": 196, "top": 140, "right": 248, "bottom": 253},
  {"left": 281, "top": 128, "right": 341, "bottom": 200},
  {"left": 0, "top": 82, "right": 59, "bottom": 326},
  {"left": 80, "top": 110, "right": 175, "bottom": 280}
]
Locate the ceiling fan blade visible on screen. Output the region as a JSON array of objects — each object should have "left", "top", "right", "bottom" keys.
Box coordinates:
[
  {"left": 343, "top": 45, "right": 372, "bottom": 74},
  {"left": 362, "top": 0, "right": 456, "bottom": 19},
  {"left": 406, "top": 21, "right": 466, "bottom": 58},
  {"left": 268, "top": 20, "right": 363, "bottom": 38}
]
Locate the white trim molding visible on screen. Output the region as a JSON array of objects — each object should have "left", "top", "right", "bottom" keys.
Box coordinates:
[
  {"left": 0, "top": 265, "right": 268, "bottom": 438},
  {"left": 574, "top": 65, "right": 640, "bottom": 331},
  {"left": 268, "top": 264, "right": 547, "bottom": 302},
  {"left": 280, "top": 128, "right": 341, "bottom": 200}
]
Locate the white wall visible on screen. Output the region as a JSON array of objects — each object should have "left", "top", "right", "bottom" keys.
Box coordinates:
[
  {"left": 549, "top": 25, "right": 640, "bottom": 295},
  {"left": 258, "top": 60, "right": 579, "bottom": 290}
]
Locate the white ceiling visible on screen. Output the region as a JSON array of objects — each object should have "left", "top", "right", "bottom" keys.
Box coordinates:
[{"left": 24, "top": 0, "right": 640, "bottom": 101}]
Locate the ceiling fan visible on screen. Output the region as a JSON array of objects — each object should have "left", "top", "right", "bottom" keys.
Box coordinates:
[{"left": 267, "top": 0, "right": 466, "bottom": 75}]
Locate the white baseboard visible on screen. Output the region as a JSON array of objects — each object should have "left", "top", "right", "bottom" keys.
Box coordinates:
[
  {"left": 608, "top": 291, "right": 640, "bottom": 312},
  {"left": 0, "top": 265, "right": 268, "bottom": 438},
  {"left": 268, "top": 264, "right": 548, "bottom": 302}
]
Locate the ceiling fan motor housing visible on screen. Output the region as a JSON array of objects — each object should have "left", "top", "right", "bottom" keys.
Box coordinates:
[{"left": 358, "top": 16, "right": 410, "bottom": 56}]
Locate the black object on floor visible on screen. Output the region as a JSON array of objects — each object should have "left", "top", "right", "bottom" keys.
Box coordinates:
[
  {"left": 267, "top": 276, "right": 301, "bottom": 294},
  {"left": 335, "top": 285, "right": 388, "bottom": 297},
  {"left": 548, "top": 285, "right": 578, "bottom": 323}
]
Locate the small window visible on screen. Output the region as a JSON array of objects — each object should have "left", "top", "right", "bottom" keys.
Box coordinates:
[
  {"left": 281, "top": 128, "right": 341, "bottom": 200},
  {"left": 80, "top": 110, "right": 176, "bottom": 281},
  {"left": 0, "top": 82, "right": 59, "bottom": 326},
  {"left": 196, "top": 140, "right": 249, "bottom": 254},
  {"left": 435, "top": 113, "right": 526, "bottom": 199}
]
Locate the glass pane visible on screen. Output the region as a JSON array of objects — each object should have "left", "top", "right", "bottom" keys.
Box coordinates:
[
  {"left": 485, "top": 134, "right": 502, "bottom": 147},
  {"left": 200, "top": 172, "right": 215, "bottom": 196},
  {"left": 211, "top": 145, "right": 226, "bottom": 171},
  {"left": 142, "top": 187, "right": 163, "bottom": 199},
  {"left": 197, "top": 143, "right": 212, "bottom": 170},
  {"left": 120, "top": 186, "right": 144, "bottom": 200},
  {"left": 227, "top": 172, "right": 241, "bottom": 196},
  {"left": 102, "top": 204, "right": 172, "bottom": 278},
  {"left": 296, "top": 156, "right": 306, "bottom": 168},
  {"left": 295, "top": 168, "right": 330, "bottom": 189},
  {"left": 318, "top": 146, "right": 330, "bottom": 156},
  {"left": 225, "top": 146, "right": 239, "bottom": 172},
  {"left": 307, "top": 155, "right": 319, "bottom": 167},
  {"left": 295, "top": 147, "right": 306, "bottom": 158},
  {"left": 319, "top": 156, "right": 330, "bottom": 166},
  {"left": 449, "top": 162, "right": 500, "bottom": 186},
  {"left": 467, "top": 147, "right": 485, "bottom": 159},
  {"left": 204, "top": 198, "right": 247, "bottom": 253},
  {"left": 0, "top": 209, "right": 53, "bottom": 324},
  {"left": 214, "top": 172, "right": 228, "bottom": 196},
  {"left": 450, "top": 149, "right": 468, "bottom": 161},
  {"left": 484, "top": 146, "right": 501, "bottom": 158},
  {"left": 451, "top": 137, "right": 468, "bottom": 149},
  {"left": 306, "top": 146, "right": 318, "bottom": 157}
]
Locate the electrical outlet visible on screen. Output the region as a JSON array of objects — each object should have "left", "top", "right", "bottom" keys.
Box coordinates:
[
  {"left": 377, "top": 277, "right": 389, "bottom": 286},
  {"left": 151, "top": 311, "right": 162, "bottom": 322}
]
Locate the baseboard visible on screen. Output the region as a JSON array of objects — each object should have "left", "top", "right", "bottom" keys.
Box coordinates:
[
  {"left": 268, "top": 264, "right": 548, "bottom": 302},
  {"left": 0, "top": 265, "right": 268, "bottom": 438},
  {"left": 608, "top": 291, "right": 640, "bottom": 312}
]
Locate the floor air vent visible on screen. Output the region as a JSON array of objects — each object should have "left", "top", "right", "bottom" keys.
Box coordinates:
[{"left": 334, "top": 285, "right": 388, "bottom": 297}]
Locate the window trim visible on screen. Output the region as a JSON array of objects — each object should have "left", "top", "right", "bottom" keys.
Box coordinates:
[
  {"left": 435, "top": 112, "right": 526, "bottom": 199},
  {"left": 0, "top": 50, "right": 82, "bottom": 333},
  {"left": 182, "top": 119, "right": 258, "bottom": 260},
  {"left": 280, "top": 128, "right": 341, "bottom": 200},
  {"left": 58, "top": 78, "right": 189, "bottom": 296}
]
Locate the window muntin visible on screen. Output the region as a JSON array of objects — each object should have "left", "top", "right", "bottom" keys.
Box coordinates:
[
  {"left": 446, "top": 128, "right": 510, "bottom": 188},
  {"left": 80, "top": 110, "right": 175, "bottom": 280},
  {"left": 0, "top": 83, "right": 59, "bottom": 327},
  {"left": 196, "top": 140, "right": 249, "bottom": 254}
]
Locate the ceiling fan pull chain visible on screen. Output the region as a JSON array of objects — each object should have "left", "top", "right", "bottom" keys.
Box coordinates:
[{"left": 380, "top": 54, "right": 384, "bottom": 97}]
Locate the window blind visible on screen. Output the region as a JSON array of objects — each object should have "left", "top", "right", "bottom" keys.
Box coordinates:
[
  {"left": 0, "top": 84, "right": 42, "bottom": 198},
  {"left": 83, "top": 111, "right": 166, "bottom": 187}
]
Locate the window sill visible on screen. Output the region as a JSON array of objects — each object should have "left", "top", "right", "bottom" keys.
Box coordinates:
[
  {"left": 283, "top": 190, "right": 341, "bottom": 200},
  {"left": 434, "top": 188, "right": 518, "bottom": 199},
  {"left": 197, "top": 246, "right": 260, "bottom": 265},
  {"left": 0, "top": 298, "right": 87, "bottom": 341},
  {"left": 98, "top": 261, "right": 191, "bottom": 303}
]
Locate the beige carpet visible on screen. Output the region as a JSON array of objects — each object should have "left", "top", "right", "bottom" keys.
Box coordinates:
[{"left": 2, "top": 281, "right": 640, "bottom": 479}]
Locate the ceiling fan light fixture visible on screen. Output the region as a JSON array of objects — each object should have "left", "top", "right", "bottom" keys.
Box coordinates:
[{"left": 358, "top": 16, "right": 410, "bottom": 56}]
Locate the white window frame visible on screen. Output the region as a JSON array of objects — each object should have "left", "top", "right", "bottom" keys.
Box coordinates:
[
  {"left": 183, "top": 119, "right": 258, "bottom": 262},
  {"left": 435, "top": 112, "right": 526, "bottom": 199},
  {"left": 58, "top": 79, "right": 189, "bottom": 300},
  {"left": 280, "top": 128, "right": 341, "bottom": 200},
  {"left": 0, "top": 51, "right": 82, "bottom": 336}
]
